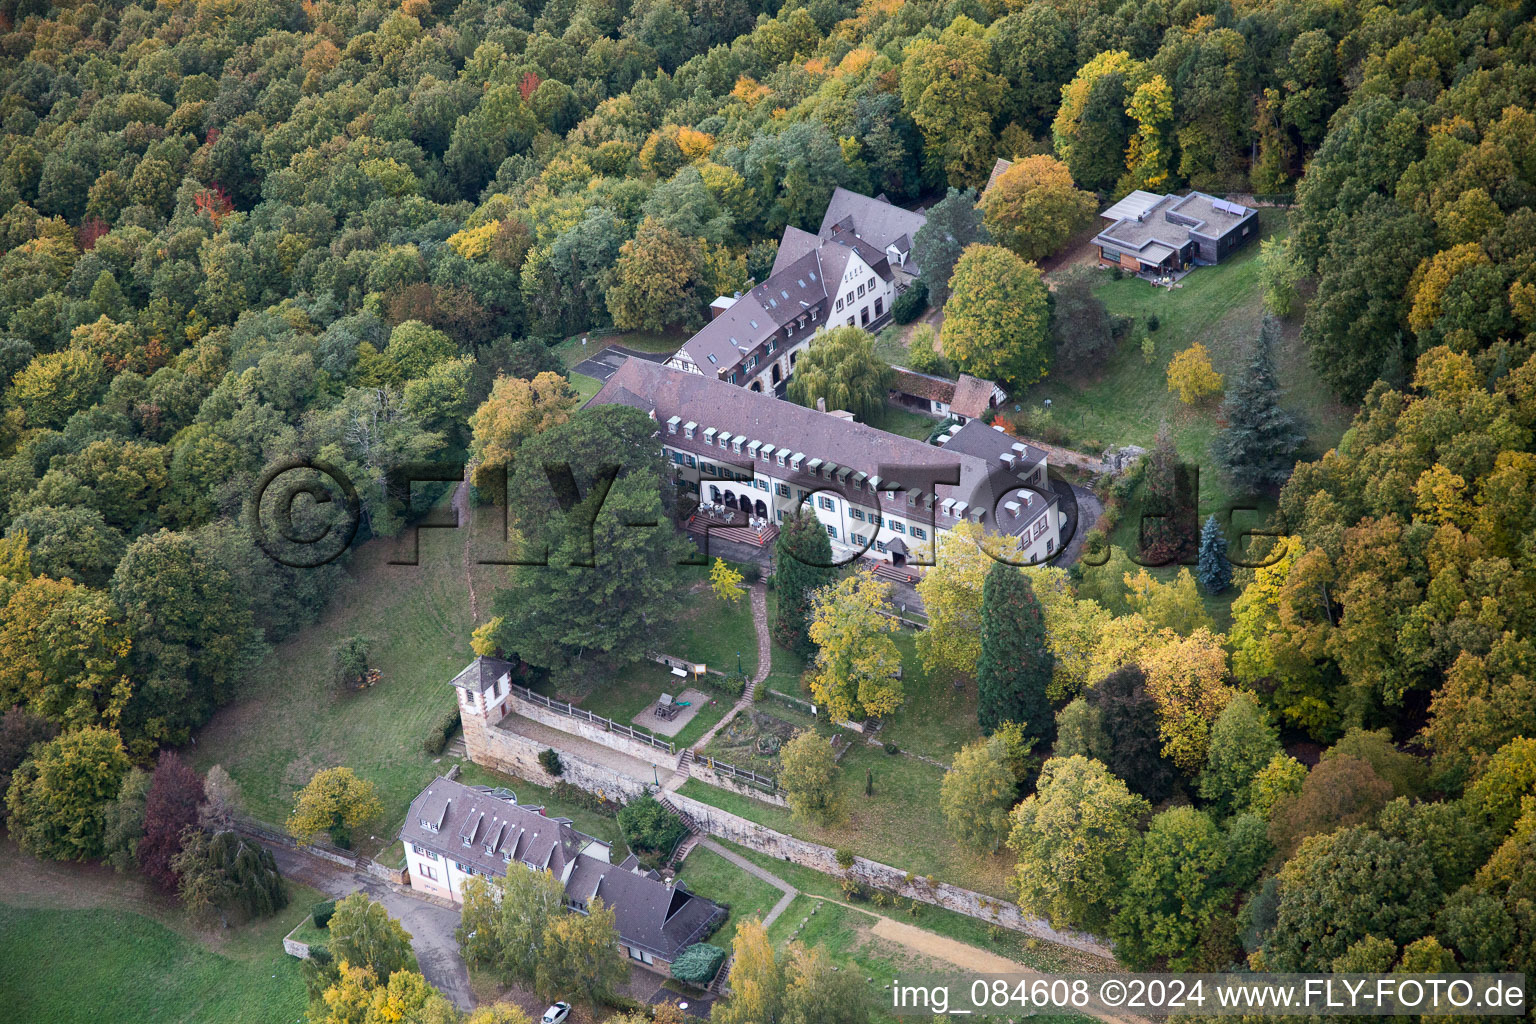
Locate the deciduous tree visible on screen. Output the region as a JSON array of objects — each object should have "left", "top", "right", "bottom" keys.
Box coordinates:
[
  {"left": 286, "top": 767, "right": 382, "bottom": 848},
  {"left": 910, "top": 188, "right": 988, "bottom": 306},
  {"left": 787, "top": 327, "right": 891, "bottom": 421},
  {"left": 941, "top": 245, "right": 1050, "bottom": 388},
  {"left": 1007, "top": 756, "right": 1149, "bottom": 931},
  {"left": 808, "top": 570, "right": 903, "bottom": 722},
  {"left": 535, "top": 896, "right": 628, "bottom": 1007},
  {"left": 779, "top": 730, "right": 841, "bottom": 825},
  {"left": 980, "top": 156, "right": 1096, "bottom": 263},
  {"left": 1166, "top": 343, "right": 1223, "bottom": 405},
  {"left": 1198, "top": 692, "right": 1281, "bottom": 813},
  {"left": 940, "top": 735, "right": 1018, "bottom": 851},
  {"left": 1111, "top": 806, "right": 1233, "bottom": 968},
  {"left": 138, "top": 751, "right": 205, "bottom": 891},
  {"left": 329, "top": 892, "right": 417, "bottom": 978},
  {"left": 468, "top": 372, "right": 577, "bottom": 494},
  {"left": 710, "top": 557, "right": 745, "bottom": 605},
  {"left": 5, "top": 725, "right": 130, "bottom": 862}
]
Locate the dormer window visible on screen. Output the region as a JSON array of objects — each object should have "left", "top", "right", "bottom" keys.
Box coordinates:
[
  {"left": 703, "top": 428, "right": 716, "bottom": 446},
  {"left": 777, "top": 452, "right": 787, "bottom": 467},
  {"left": 684, "top": 422, "right": 696, "bottom": 439},
  {"left": 666, "top": 416, "right": 680, "bottom": 435}
]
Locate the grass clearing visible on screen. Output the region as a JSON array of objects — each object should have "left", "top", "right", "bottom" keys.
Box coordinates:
[
  {"left": 863, "top": 402, "right": 939, "bottom": 440},
  {"left": 877, "top": 629, "right": 981, "bottom": 763},
  {"left": 675, "top": 845, "right": 784, "bottom": 949},
  {"left": 569, "top": 370, "right": 602, "bottom": 402},
  {"left": 193, "top": 526, "right": 479, "bottom": 853},
  {"left": 681, "top": 740, "right": 1014, "bottom": 898},
  {"left": 1025, "top": 221, "right": 1353, "bottom": 525},
  {"left": 0, "top": 842, "right": 323, "bottom": 1024}
]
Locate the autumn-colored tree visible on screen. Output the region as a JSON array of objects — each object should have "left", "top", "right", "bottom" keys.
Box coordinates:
[
  {"left": 137, "top": 751, "right": 205, "bottom": 891},
  {"left": 1122, "top": 566, "right": 1213, "bottom": 635},
  {"left": 1139, "top": 628, "right": 1234, "bottom": 772},
  {"left": 0, "top": 574, "right": 134, "bottom": 733},
  {"left": 778, "top": 730, "right": 841, "bottom": 824},
  {"left": 915, "top": 521, "right": 1016, "bottom": 682},
  {"left": 1167, "top": 343, "right": 1224, "bottom": 404},
  {"left": 329, "top": 892, "right": 417, "bottom": 978},
  {"left": 940, "top": 245, "right": 1051, "bottom": 388},
  {"left": 1121, "top": 75, "right": 1175, "bottom": 192},
  {"left": 710, "top": 557, "right": 745, "bottom": 605},
  {"left": 940, "top": 735, "right": 1018, "bottom": 851},
  {"left": 535, "top": 896, "right": 628, "bottom": 1006},
  {"left": 5, "top": 726, "right": 131, "bottom": 861},
  {"left": 980, "top": 155, "right": 1097, "bottom": 262},
  {"left": 1111, "top": 806, "right": 1234, "bottom": 968},
  {"left": 1007, "top": 756, "right": 1149, "bottom": 931},
  {"left": 1267, "top": 754, "right": 1394, "bottom": 856},
  {"left": 898, "top": 19, "right": 1007, "bottom": 187},
  {"left": 714, "top": 920, "right": 783, "bottom": 1024},
  {"left": 807, "top": 570, "right": 903, "bottom": 722},
  {"left": 468, "top": 371, "right": 578, "bottom": 494},
  {"left": 607, "top": 216, "right": 710, "bottom": 333},
  {"left": 286, "top": 767, "right": 382, "bottom": 848}
]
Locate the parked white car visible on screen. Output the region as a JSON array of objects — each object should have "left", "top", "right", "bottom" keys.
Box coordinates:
[{"left": 541, "top": 1003, "right": 571, "bottom": 1024}]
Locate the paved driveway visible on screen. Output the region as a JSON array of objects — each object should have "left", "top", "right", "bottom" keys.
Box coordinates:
[{"left": 263, "top": 842, "right": 474, "bottom": 1011}]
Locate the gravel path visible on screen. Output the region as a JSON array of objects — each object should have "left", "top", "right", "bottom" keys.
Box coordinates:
[{"left": 497, "top": 715, "right": 675, "bottom": 785}]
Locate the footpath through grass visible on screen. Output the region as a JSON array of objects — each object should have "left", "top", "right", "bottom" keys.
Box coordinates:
[
  {"left": 681, "top": 739, "right": 1014, "bottom": 899},
  {"left": 675, "top": 844, "right": 784, "bottom": 949}
]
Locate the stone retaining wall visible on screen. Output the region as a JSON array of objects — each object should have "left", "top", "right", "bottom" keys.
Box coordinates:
[
  {"left": 689, "top": 764, "right": 789, "bottom": 807},
  {"left": 284, "top": 936, "right": 313, "bottom": 959},
  {"left": 365, "top": 860, "right": 407, "bottom": 884},
  {"left": 468, "top": 713, "right": 654, "bottom": 804},
  {"left": 509, "top": 693, "right": 672, "bottom": 763},
  {"left": 668, "top": 791, "right": 1113, "bottom": 960}
]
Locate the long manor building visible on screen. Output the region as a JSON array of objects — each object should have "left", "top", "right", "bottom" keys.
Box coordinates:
[
  {"left": 666, "top": 188, "right": 927, "bottom": 396},
  {"left": 592, "top": 357, "right": 1064, "bottom": 569}
]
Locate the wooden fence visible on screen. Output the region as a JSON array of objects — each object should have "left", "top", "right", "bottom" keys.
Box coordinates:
[{"left": 512, "top": 684, "right": 675, "bottom": 755}]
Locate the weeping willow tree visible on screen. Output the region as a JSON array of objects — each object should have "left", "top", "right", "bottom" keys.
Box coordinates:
[{"left": 786, "top": 326, "right": 892, "bottom": 421}]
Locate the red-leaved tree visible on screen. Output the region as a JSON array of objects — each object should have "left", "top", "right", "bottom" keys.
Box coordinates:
[{"left": 138, "top": 752, "right": 206, "bottom": 891}]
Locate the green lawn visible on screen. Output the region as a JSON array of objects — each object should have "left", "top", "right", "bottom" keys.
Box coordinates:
[
  {"left": 863, "top": 402, "right": 939, "bottom": 440},
  {"left": 1024, "top": 221, "right": 1353, "bottom": 525},
  {"left": 671, "top": 587, "right": 761, "bottom": 678},
  {"left": 718, "top": 839, "right": 1105, "bottom": 973},
  {"left": 675, "top": 845, "right": 785, "bottom": 949},
  {"left": 549, "top": 657, "right": 736, "bottom": 751},
  {"left": 192, "top": 526, "right": 479, "bottom": 851},
  {"left": 876, "top": 629, "right": 981, "bottom": 763},
  {"left": 569, "top": 370, "right": 602, "bottom": 402},
  {"left": 681, "top": 740, "right": 1015, "bottom": 898},
  {"left": 554, "top": 330, "right": 686, "bottom": 369},
  {"left": 762, "top": 590, "right": 813, "bottom": 696},
  {"left": 0, "top": 891, "right": 319, "bottom": 1024}
]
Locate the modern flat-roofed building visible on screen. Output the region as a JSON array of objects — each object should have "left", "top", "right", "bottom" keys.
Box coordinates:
[
  {"left": 592, "top": 358, "right": 1063, "bottom": 568},
  {"left": 1093, "top": 190, "right": 1258, "bottom": 275}
]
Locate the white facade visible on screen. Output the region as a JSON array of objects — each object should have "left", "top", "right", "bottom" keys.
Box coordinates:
[
  {"left": 830, "top": 248, "right": 895, "bottom": 332},
  {"left": 666, "top": 425, "right": 1062, "bottom": 567}
]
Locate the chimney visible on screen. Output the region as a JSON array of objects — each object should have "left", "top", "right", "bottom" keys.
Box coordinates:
[{"left": 816, "top": 397, "right": 827, "bottom": 412}]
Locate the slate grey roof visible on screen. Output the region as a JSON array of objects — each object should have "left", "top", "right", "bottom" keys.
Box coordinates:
[
  {"left": 402, "top": 777, "right": 604, "bottom": 882},
  {"left": 591, "top": 359, "right": 1056, "bottom": 536},
  {"left": 1094, "top": 191, "right": 1255, "bottom": 260},
  {"left": 818, "top": 187, "right": 928, "bottom": 262},
  {"left": 770, "top": 225, "right": 820, "bottom": 277},
  {"left": 449, "top": 656, "right": 517, "bottom": 694},
  {"left": 401, "top": 778, "right": 724, "bottom": 961},
  {"left": 675, "top": 247, "right": 831, "bottom": 378}
]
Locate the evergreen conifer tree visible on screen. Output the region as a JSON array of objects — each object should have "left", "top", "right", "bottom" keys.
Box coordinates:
[
  {"left": 772, "top": 508, "right": 836, "bottom": 658},
  {"left": 1196, "top": 514, "right": 1232, "bottom": 594},
  {"left": 976, "top": 560, "right": 1054, "bottom": 743},
  {"left": 1212, "top": 316, "right": 1306, "bottom": 490}
]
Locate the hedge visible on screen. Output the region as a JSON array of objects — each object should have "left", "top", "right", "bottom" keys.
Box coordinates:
[
  {"left": 421, "top": 708, "right": 461, "bottom": 755},
  {"left": 311, "top": 899, "right": 336, "bottom": 929},
  {"left": 892, "top": 280, "right": 928, "bottom": 324}
]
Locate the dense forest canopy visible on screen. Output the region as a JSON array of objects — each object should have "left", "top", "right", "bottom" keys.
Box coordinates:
[{"left": 1, "top": 0, "right": 1536, "bottom": 993}]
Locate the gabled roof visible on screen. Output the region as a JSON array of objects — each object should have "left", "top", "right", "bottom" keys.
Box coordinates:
[
  {"left": 770, "top": 225, "right": 820, "bottom": 277},
  {"left": 951, "top": 374, "right": 1005, "bottom": 420},
  {"left": 985, "top": 157, "right": 1013, "bottom": 194},
  {"left": 817, "top": 187, "right": 927, "bottom": 261},
  {"left": 592, "top": 359, "right": 1056, "bottom": 536},
  {"left": 449, "top": 656, "right": 516, "bottom": 694},
  {"left": 889, "top": 366, "right": 957, "bottom": 403},
  {"left": 675, "top": 248, "right": 830, "bottom": 377},
  {"left": 402, "top": 777, "right": 604, "bottom": 881}
]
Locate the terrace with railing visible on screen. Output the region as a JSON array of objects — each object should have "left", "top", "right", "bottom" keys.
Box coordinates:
[{"left": 511, "top": 683, "right": 675, "bottom": 755}]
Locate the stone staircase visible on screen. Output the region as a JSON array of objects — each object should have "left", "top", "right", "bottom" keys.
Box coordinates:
[
  {"left": 867, "top": 560, "right": 919, "bottom": 586},
  {"left": 710, "top": 953, "right": 734, "bottom": 995},
  {"left": 660, "top": 793, "right": 705, "bottom": 871},
  {"left": 675, "top": 748, "right": 695, "bottom": 777}
]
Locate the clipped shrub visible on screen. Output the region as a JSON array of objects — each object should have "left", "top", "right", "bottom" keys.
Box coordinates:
[
  {"left": 538, "top": 748, "right": 563, "bottom": 777},
  {"left": 892, "top": 280, "right": 929, "bottom": 324},
  {"left": 670, "top": 942, "right": 727, "bottom": 986},
  {"left": 1148, "top": 314, "right": 1160, "bottom": 332},
  {"left": 704, "top": 672, "right": 746, "bottom": 697},
  {"left": 883, "top": 742, "right": 899, "bottom": 755},
  {"left": 312, "top": 899, "right": 337, "bottom": 929},
  {"left": 421, "top": 708, "right": 461, "bottom": 756}
]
